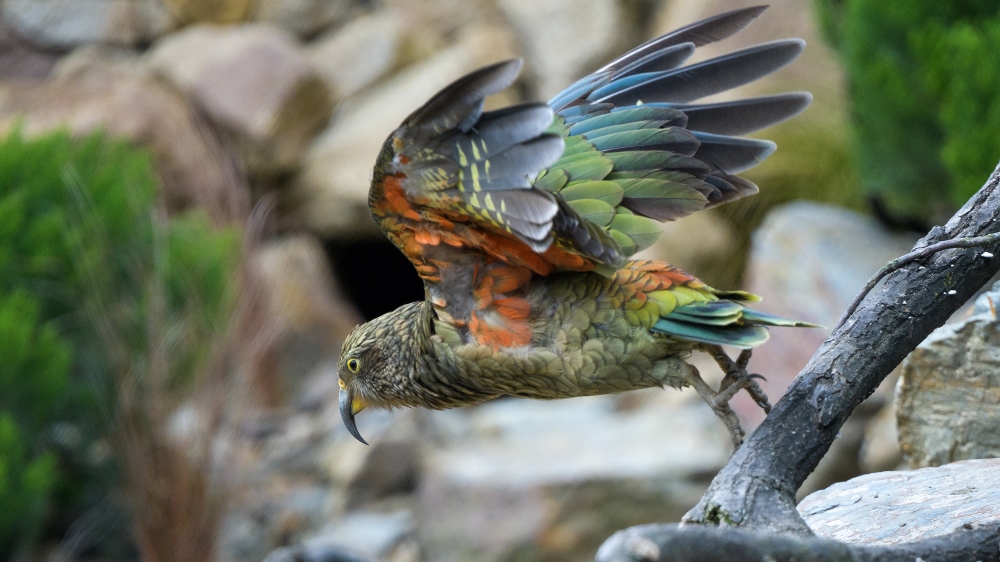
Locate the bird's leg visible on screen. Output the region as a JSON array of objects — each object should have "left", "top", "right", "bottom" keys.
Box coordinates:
[
  {"left": 683, "top": 365, "right": 746, "bottom": 449},
  {"left": 705, "top": 347, "right": 772, "bottom": 414}
]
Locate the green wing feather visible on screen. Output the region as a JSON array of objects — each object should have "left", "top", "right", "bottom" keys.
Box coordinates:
[{"left": 532, "top": 5, "right": 811, "bottom": 264}]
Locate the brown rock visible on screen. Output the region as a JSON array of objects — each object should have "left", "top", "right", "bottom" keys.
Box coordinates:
[
  {"left": 0, "top": 62, "right": 246, "bottom": 223},
  {"left": 251, "top": 235, "right": 361, "bottom": 404},
  {"left": 162, "top": 0, "right": 255, "bottom": 25},
  {"left": 896, "top": 283, "right": 1000, "bottom": 468},
  {"left": 1, "top": 0, "right": 172, "bottom": 49},
  {"left": 148, "top": 24, "right": 333, "bottom": 177}
]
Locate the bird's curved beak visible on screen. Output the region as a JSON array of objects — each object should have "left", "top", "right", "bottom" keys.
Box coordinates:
[{"left": 339, "top": 383, "right": 369, "bottom": 445}]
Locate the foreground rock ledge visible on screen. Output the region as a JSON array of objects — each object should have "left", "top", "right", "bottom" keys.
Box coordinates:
[{"left": 597, "top": 459, "right": 1000, "bottom": 561}]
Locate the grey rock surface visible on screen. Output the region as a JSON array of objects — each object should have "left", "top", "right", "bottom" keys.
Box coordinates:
[
  {"left": 418, "top": 391, "right": 730, "bottom": 562},
  {"left": 800, "top": 458, "right": 1000, "bottom": 545},
  {"left": 1, "top": 0, "right": 172, "bottom": 49},
  {"left": 897, "top": 281, "right": 1000, "bottom": 468},
  {"left": 741, "top": 202, "right": 919, "bottom": 424},
  {"left": 254, "top": 0, "right": 356, "bottom": 39}
]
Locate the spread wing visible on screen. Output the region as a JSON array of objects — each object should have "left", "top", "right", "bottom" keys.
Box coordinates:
[
  {"left": 368, "top": 5, "right": 810, "bottom": 280},
  {"left": 541, "top": 5, "right": 810, "bottom": 258}
]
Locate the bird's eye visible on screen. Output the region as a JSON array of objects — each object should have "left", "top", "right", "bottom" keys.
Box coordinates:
[{"left": 346, "top": 358, "right": 361, "bottom": 373}]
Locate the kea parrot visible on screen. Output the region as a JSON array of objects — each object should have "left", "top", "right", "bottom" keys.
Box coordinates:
[{"left": 337, "top": 5, "right": 815, "bottom": 448}]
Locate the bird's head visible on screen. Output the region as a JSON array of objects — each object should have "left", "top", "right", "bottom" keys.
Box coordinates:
[{"left": 337, "top": 302, "right": 426, "bottom": 445}]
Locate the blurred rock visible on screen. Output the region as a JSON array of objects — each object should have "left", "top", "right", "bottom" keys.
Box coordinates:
[
  {"left": 382, "top": 0, "right": 504, "bottom": 56},
  {"left": 303, "top": 510, "right": 414, "bottom": 561},
  {"left": 251, "top": 235, "right": 362, "bottom": 405},
  {"left": 859, "top": 390, "right": 904, "bottom": 473},
  {"left": 0, "top": 62, "right": 245, "bottom": 222},
  {"left": 308, "top": 11, "right": 403, "bottom": 101},
  {"left": 635, "top": 211, "right": 736, "bottom": 285},
  {"left": 163, "top": 0, "right": 255, "bottom": 25},
  {"left": 1, "top": 0, "right": 171, "bottom": 49},
  {"left": 498, "top": 0, "right": 621, "bottom": 99},
  {"left": 740, "top": 202, "right": 919, "bottom": 424},
  {"left": 0, "top": 24, "right": 58, "bottom": 79},
  {"left": 255, "top": 0, "right": 356, "bottom": 40},
  {"left": 653, "top": 0, "right": 844, "bottom": 103},
  {"left": 325, "top": 409, "right": 423, "bottom": 510},
  {"left": 149, "top": 24, "right": 333, "bottom": 177},
  {"left": 800, "top": 458, "right": 1000, "bottom": 545},
  {"left": 896, "top": 282, "right": 1000, "bottom": 468},
  {"left": 291, "top": 25, "right": 519, "bottom": 236},
  {"left": 417, "top": 393, "right": 730, "bottom": 562},
  {"left": 264, "top": 544, "right": 371, "bottom": 562}
]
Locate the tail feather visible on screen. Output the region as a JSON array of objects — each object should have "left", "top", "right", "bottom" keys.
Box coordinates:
[{"left": 651, "top": 299, "right": 817, "bottom": 347}]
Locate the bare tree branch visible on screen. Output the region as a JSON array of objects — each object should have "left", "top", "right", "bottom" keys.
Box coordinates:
[
  {"left": 836, "top": 231, "right": 1000, "bottom": 329},
  {"left": 597, "top": 162, "right": 1000, "bottom": 561},
  {"left": 676, "top": 163, "right": 1000, "bottom": 533}
]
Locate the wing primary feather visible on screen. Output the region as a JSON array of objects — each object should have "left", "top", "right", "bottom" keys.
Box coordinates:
[
  {"left": 406, "top": 59, "right": 523, "bottom": 133},
  {"left": 597, "top": 5, "right": 769, "bottom": 73},
  {"left": 596, "top": 39, "right": 806, "bottom": 105},
  {"left": 692, "top": 132, "right": 776, "bottom": 174},
  {"left": 678, "top": 92, "right": 813, "bottom": 135}
]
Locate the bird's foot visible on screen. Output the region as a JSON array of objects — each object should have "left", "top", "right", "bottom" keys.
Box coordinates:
[
  {"left": 685, "top": 366, "right": 747, "bottom": 450},
  {"left": 686, "top": 347, "right": 773, "bottom": 451},
  {"left": 711, "top": 348, "right": 772, "bottom": 415}
]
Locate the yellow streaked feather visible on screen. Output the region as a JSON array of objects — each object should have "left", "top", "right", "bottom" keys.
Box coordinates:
[{"left": 471, "top": 163, "right": 481, "bottom": 191}]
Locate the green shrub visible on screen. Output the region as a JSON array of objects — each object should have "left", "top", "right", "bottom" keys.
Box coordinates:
[
  {"left": 815, "top": 1, "right": 1000, "bottom": 227},
  {"left": 0, "top": 128, "right": 241, "bottom": 557}
]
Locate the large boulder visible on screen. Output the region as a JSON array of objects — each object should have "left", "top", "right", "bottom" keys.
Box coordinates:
[
  {"left": 254, "top": 0, "right": 357, "bottom": 40},
  {"left": 290, "top": 25, "right": 520, "bottom": 237},
  {"left": 497, "top": 0, "right": 622, "bottom": 99},
  {"left": 308, "top": 10, "right": 404, "bottom": 102},
  {"left": 800, "top": 458, "right": 1000, "bottom": 544},
  {"left": 0, "top": 23, "right": 58, "bottom": 79},
  {"left": 417, "top": 391, "right": 730, "bottom": 562},
  {"left": 0, "top": 58, "right": 244, "bottom": 222},
  {"left": 743, "top": 202, "right": 918, "bottom": 496},
  {"left": 250, "top": 235, "right": 362, "bottom": 405},
  {"left": 741, "top": 202, "right": 919, "bottom": 422},
  {"left": 148, "top": 24, "right": 333, "bottom": 178},
  {"left": 1, "top": 0, "right": 172, "bottom": 49},
  {"left": 896, "top": 282, "right": 1000, "bottom": 468}
]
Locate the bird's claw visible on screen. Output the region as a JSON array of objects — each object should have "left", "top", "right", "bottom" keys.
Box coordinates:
[{"left": 684, "top": 346, "right": 776, "bottom": 451}]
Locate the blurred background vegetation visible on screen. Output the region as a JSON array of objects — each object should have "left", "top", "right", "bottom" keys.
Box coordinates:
[
  {"left": 0, "top": 0, "right": 998, "bottom": 561},
  {"left": 816, "top": 0, "right": 1000, "bottom": 228}
]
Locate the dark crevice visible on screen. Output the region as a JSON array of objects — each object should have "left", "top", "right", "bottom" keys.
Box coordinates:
[{"left": 324, "top": 238, "right": 425, "bottom": 321}]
